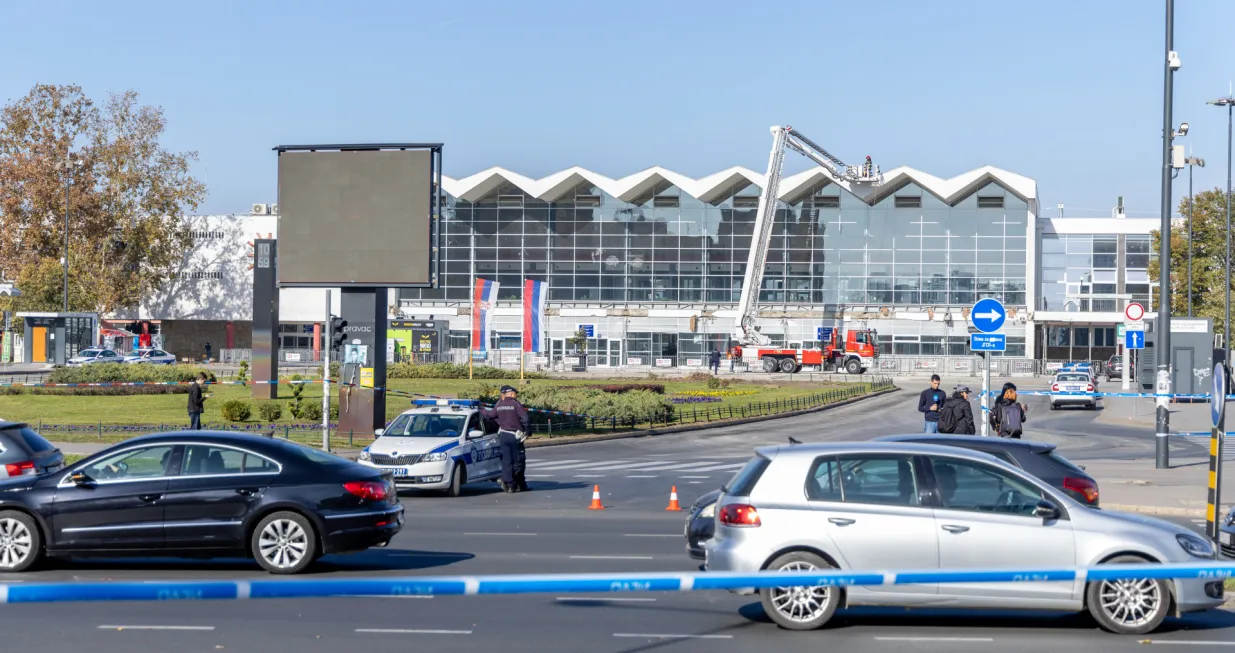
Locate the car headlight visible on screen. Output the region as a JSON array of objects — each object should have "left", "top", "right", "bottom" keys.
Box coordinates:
[
  {"left": 421, "top": 452, "right": 448, "bottom": 463},
  {"left": 1177, "top": 533, "right": 1216, "bottom": 558},
  {"left": 699, "top": 502, "right": 716, "bottom": 519},
  {"left": 358, "top": 450, "right": 372, "bottom": 462}
]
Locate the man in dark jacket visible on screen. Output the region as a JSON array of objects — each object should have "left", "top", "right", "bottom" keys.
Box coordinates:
[
  {"left": 917, "top": 374, "right": 948, "bottom": 433},
  {"left": 482, "top": 385, "right": 531, "bottom": 492},
  {"left": 187, "top": 372, "right": 208, "bottom": 430},
  {"left": 939, "top": 385, "right": 976, "bottom": 435},
  {"left": 990, "top": 382, "right": 1028, "bottom": 438},
  {"left": 709, "top": 349, "right": 721, "bottom": 375}
]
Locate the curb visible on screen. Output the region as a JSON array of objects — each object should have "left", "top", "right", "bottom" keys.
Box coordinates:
[
  {"left": 1102, "top": 503, "right": 1206, "bottom": 518},
  {"left": 524, "top": 386, "right": 901, "bottom": 449}
]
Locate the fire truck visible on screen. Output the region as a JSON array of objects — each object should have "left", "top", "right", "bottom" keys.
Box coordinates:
[{"left": 731, "top": 125, "right": 882, "bottom": 374}]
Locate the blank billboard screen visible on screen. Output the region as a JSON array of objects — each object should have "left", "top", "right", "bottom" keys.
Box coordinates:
[{"left": 277, "top": 149, "right": 434, "bottom": 287}]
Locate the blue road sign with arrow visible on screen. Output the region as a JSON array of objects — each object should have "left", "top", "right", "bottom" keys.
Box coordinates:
[
  {"left": 1125, "top": 330, "right": 1144, "bottom": 349},
  {"left": 970, "top": 298, "right": 1006, "bottom": 333}
]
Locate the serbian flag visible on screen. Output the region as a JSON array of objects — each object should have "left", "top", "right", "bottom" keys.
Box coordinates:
[
  {"left": 523, "top": 279, "right": 547, "bottom": 353},
  {"left": 472, "top": 278, "right": 499, "bottom": 353}
]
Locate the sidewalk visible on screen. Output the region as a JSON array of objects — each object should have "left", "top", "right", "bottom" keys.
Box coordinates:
[
  {"left": 1098, "top": 395, "right": 1215, "bottom": 433},
  {"left": 1082, "top": 458, "right": 1216, "bottom": 518}
]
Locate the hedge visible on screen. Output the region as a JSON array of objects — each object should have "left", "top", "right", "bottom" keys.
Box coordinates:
[
  {"left": 0, "top": 385, "right": 189, "bottom": 396},
  {"left": 385, "top": 362, "right": 545, "bottom": 380},
  {"left": 47, "top": 364, "right": 218, "bottom": 385},
  {"left": 460, "top": 383, "right": 673, "bottom": 422},
  {"left": 559, "top": 383, "right": 665, "bottom": 395}
]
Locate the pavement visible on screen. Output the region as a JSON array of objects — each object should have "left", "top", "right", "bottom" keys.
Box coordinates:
[{"left": 17, "top": 374, "right": 1235, "bottom": 651}]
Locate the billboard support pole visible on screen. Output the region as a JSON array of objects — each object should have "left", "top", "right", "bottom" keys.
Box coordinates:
[
  {"left": 469, "top": 233, "right": 475, "bottom": 380},
  {"left": 322, "top": 289, "right": 331, "bottom": 452}
]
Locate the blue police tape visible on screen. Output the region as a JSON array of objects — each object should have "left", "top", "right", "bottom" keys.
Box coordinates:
[{"left": 2, "top": 563, "right": 1232, "bottom": 604}]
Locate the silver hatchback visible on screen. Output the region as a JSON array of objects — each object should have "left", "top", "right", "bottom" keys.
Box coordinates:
[{"left": 705, "top": 441, "right": 1223, "bottom": 635}]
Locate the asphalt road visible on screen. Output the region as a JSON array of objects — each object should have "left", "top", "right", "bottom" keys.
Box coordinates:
[{"left": 2, "top": 380, "right": 1232, "bottom": 652}]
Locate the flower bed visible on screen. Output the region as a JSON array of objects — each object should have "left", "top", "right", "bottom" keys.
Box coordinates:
[
  {"left": 669, "top": 396, "right": 723, "bottom": 404},
  {"left": 671, "top": 389, "right": 759, "bottom": 398}
]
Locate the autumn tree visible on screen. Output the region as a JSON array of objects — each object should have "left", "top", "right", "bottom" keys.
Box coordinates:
[
  {"left": 1151, "top": 188, "right": 1232, "bottom": 333},
  {"left": 0, "top": 84, "right": 206, "bottom": 315}
]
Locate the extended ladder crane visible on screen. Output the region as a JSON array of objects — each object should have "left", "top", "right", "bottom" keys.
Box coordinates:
[{"left": 732, "top": 125, "right": 883, "bottom": 346}]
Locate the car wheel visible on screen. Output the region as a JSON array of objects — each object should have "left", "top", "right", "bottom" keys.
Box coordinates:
[
  {"left": 845, "top": 359, "right": 862, "bottom": 375},
  {"left": 446, "top": 462, "right": 465, "bottom": 497},
  {"left": 0, "top": 511, "right": 41, "bottom": 572},
  {"left": 252, "top": 511, "right": 318, "bottom": 575},
  {"left": 762, "top": 357, "right": 778, "bottom": 373},
  {"left": 759, "top": 551, "right": 841, "bottom": 630},
  {"left": 1085, "top": 555, "right": 1171, "bottom": 634}
]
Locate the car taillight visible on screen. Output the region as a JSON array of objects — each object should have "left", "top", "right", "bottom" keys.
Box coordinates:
[
  {"left": 344, "top": 480, "right": 389, "bottom": 502},
  {"left": 718, "top": 504, "right": 761, "bottom": 527},
  {"left": 1063, "top": 477, "right": 1099, "bottom": 505},
  {"left": 1086, "top": 384, "right": 1094, "bottom": 392},
  {"left": 3, "top": 461, "right": 35, "bottom": 477},
  {"left": 1052, "top": 384, "right": 1059, "bottom": 391}
]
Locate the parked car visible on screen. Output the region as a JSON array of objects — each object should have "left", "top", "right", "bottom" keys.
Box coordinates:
[
  {"left": 685, "top": 435, "right": 1100, "bottom": 561},
  {"left": 1050, "top": 371, "right": 1099, "bottom": 410},
  {"left": 1105, "top": 355, "right": 1127, "bottom": 381},
  {"left": 0, "top": 422, "right": 66, "bottom": 479},
  {"left": 0, "top": 432, "right": 403, "bottom": 574},
  {"left": 65, "top": 348, "right": 122, "bottom": 367},
  {"left": 706, "top": 442, "right": 1222, "bottom": 635},
  {"left": 123, "top": 348, "right": 176, "bottom": 365}
]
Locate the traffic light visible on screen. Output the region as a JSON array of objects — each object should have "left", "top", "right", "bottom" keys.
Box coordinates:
[{"left": 330, "top": 316, "right": 347, "bottom": 349}]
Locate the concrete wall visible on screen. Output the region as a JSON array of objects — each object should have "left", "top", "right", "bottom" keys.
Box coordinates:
[{"left": 161, "top": 320, "right": 252, "bottom": 362}]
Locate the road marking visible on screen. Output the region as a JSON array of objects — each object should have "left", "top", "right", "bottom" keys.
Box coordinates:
[
  {"left": 356, "top": 628, "right": 472, "bottom": 635},
  {"left": 570, "top": 555, "right": 655, "bottom": 560},
  {"left": 98, "top": 625, "right": 216, "bottom": 631},
  {"left": 464, "top": 532, "right": 537, "bottom": 536},
  {"left": 573, "top": 474, "right": 606, "bottom": 478},
  {"left": 689, "top": 481, "right": 704, "bottom": 484},
  {"left": 525, "top": 474, "right": 554, "bottom": 478},
  {"left": 556, "top": 597, "right": 657, "bottom": 603},
  {"left": 623, "top": 534, "right": 678, "bottom": 538},
  {"left": 525, "top": 459, "right": 588, "bottom": 468},
  {"left": 614, "top": 633, "right": 733, "bottom": 639},
  {"left": 626, "top": 475, "right": 658, "bottom": 478},
  {"left": 684, "top": 463, "right": 747, "bottom": 472},
  {"left": 627, "top": 462, "right": 734, "bottom": 472},
  {"left": 678, "top": 475, "right": 711, "bottom": 479},
  {"left": 530, "top": 460, "right": 634, "bottom": 470},
  {"left": 874, "top": 637, "right": 994, "bottom": 642}
]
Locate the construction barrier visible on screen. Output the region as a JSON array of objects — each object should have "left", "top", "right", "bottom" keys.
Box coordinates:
[{"left": 0, "top": 562, "right": 1231, "bottom": 604}]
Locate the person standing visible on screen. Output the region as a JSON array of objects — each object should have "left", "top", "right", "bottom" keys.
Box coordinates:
[
  {"left": 187, "top": 372, "right": 208, "bottom": 430},
  {"left": 938, "top": 385, "right": 976, "bottom": 435},
  {"left": 709, "top": 349, "right": 721, "bottom": 375},
  {"left": 482, "top": 385, "right": 531, "bottom": 493},
  {"left": 917, "top": 374, "right": 947, "bottom": 433},
  {"left": 990, "top": 382, "right": 1028, "bottom": 439},
  {"left": 204, "top": 340, "right": 213, "bottom": 363}
]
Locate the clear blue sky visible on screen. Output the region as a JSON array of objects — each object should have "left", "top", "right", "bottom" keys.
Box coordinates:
[{"left": 5, "top": 0, "right": 1235, "bottom": 218}]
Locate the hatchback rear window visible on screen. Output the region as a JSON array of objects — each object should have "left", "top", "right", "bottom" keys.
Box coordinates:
[
  {"left": 724, "top": 455, "right": 770, "bottom": 496},
  {"left": 1042, "top": 450, "right": 1087, "bottom": 475},
  {"left": 1056, "top": 374, "right": 1089, "bottom": 382},
  {"left": 0, "top": 428, "right": 54, "bottom": 454}
]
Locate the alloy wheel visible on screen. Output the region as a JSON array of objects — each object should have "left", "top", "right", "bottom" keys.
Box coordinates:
[
  {"left": 768, "top": 560, "right": 833, "bottom": 623},
  {"left": 0, "top": 518, "right": 33, "bottom": 569},
  {"left": 1098, "top": 578, "right": 1162, "bottom": 628},
  {"left": 258, "top": 519, "right": 309, "bottom": 569}
]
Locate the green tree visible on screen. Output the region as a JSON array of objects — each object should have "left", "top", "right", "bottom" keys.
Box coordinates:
[
  {"left": 0, "top": 84, "right": 206, "bottom": 315},
  {"left": 1151, "top": 188, "right": 1230, "bottom": 332}
]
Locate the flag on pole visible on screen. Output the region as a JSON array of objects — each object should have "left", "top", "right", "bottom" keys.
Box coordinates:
[
  {"left": 472, "top": 278, "right": 499, "bottom": 353},
  {"left": 523, "top": 279, "right": 547, "bottom": 353}
]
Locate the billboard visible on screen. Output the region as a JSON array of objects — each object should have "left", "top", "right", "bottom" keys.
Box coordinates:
[{"left": 275, "top": 145, "right": 441, "bottom": 287}]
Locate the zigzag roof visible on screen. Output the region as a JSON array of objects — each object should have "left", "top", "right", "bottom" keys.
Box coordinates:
[{"left": 441, "top": 164, "right": 1036, "bottom": 207}]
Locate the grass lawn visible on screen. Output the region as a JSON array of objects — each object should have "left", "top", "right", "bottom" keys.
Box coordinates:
[{"left": 5, "top": 376, "right": 872, "bottom": 448}]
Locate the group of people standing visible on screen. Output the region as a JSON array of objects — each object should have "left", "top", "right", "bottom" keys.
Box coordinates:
[{"left": 917, "top": 374, "right": 1028, "bottom": 438}]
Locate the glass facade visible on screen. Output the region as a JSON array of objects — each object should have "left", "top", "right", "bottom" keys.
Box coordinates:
[
  {"left": 1039, "top": 233, "right": 1152, "bottom": 313},
  {"left": 401, "top": 180, "right": 1031, "bottom": 309}
]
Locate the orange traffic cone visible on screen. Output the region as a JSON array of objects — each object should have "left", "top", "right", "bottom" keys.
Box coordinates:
[
  {"left": 588, "top": 485, "right": 605, "bottom": 510},
  {"left": 666, "top": 486, "right": 681, "bottom": 511}
]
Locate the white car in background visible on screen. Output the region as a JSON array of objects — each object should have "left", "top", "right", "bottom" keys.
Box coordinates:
[
  {"left": 1050, "top": 371, "right": 1098, "bottom": 410},
  {"left": 65, "top": 348, "right": 121, "bottom": 367},
  {"left": 123, "top": 348, "right": 176, "bottom": 365}
]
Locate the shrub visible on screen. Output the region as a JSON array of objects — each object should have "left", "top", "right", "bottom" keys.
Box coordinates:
[
  {"left": 287, "top": 382, "right": 305, "bottom": 419},
  {"left": 256, "top": 401, "right": 283, "bottom": 421},
  {"left": 559, "top": 383, "right": 665, "bottom": 395},
  {"left": 0, "top": 385, "right": 188, "bottom": 396},
  {"left": 720, "top": 378, "right": 731, "bottom": 388},
  {"left": 685, "top": 371, "right": 712, "bottom": 383},
  {"left": 221, "top": 400, "right": 252, "bottom": 422},
  {"left": 386, "top": 362, "right": 545, "bottom": 380},
  {"left": 706, "top": 376, "right": 721, "bottom": 389},
  {"left": 236, "top": 360, "right": 249, "bottom": 385},
  {"left": 329, "top": 402, "right": 339, "bottom": 420},
  {"left": 301, "top": 403, "right": 323, "bottom": 421},
  {"left": 47, "top": 364, "right": 217, "bottom": 385},
  {"left": 460, "top": 383, "right": 673, "bottom": 423}
]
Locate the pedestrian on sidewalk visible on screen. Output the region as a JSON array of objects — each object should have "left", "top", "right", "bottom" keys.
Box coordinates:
[
  {"left": 187, "top": 372, "right": 209, "bottom": 430},
  {"left": 990, "top": 382, "right": 1028, "bottom": 439},
  {"left": 729, "top": 347, "right": 737, "bottom": 373},
  {"left": 917, "top": 374, "right": 947, "bottom": 433},
  {"left": 709, "top": 349, "right": 721, "bottom": 375},
  {"left": 204, "top": 340, "right": 212, "bottom": 363},
  {"left": 938, "top": 385, "right": 976, "bottom": 435}
]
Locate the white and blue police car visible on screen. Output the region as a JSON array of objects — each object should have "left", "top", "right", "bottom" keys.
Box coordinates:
[{"left": 357, "top": 399, "right": 502, "bottom": 496}]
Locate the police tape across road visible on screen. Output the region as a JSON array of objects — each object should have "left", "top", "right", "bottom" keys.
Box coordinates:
[{"left": 0, "top": 562, "right": 1232, "bottom": 604}]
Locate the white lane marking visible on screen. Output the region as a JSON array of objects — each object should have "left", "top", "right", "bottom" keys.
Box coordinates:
[
  {"left": 626, "top": 475, "right": 658, "bottom": 478},
  {"left": 678, "top": 475, "right": 711, "bottom": 479},
  {"left": 570, "top": 555, "right": 655, "bottom": 560},
  {"left": 688, "top": 481, "right": 704, "bottom": 484},
  {"left": 625, "top": 462, "right": 733, "bottom": 472},
  {"left": 464, "top": 532, "right": 538, "bottom": 536},
  {"left": 874, "top": 637, "right": 994, "bottom": 642},
  {"left": 614, "top": 633, "right": 733, "bottom": 639},
  {"left": 526, "top": 459, "right": 587, "bottom": 468},
  {"left": 356, "top": 628, "right": 472, "bottom": 635},
  {"left": 525, "top": 474, "right": 554, "bottom": 478},
  {"left": 623, "top": 534, "right": 678, "bottom": 538},
  {"left": 573, "top": 474, "right": 606, "bottom": 478},
  {"left": 556, "top": 597, "right": 657, "bottom": 603},
  {"left": 682, "top": 463, "right": 746, "bottom": 472},
  {"left": 529, "top": 460, "right": 634, "bottom": 471},
  {"left": 98, "top": 625, "right": 216, "bottom": 631}
]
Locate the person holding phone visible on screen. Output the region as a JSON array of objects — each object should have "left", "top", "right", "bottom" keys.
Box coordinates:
[{"left": 188, "top": 372, "right": 209, "bottom": 430}]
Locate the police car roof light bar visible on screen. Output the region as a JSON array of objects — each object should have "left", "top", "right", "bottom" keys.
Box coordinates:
[{"left": 412, "top": 399, "right": 480, "bottom": 407}]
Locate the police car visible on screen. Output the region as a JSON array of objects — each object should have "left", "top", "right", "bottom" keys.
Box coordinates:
[{"left": 357, "top": 399, "right": 501, "bottom": 496}]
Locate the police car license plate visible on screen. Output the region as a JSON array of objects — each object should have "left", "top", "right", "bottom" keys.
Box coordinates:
[
  {"left": 1225, "top": 532, "right": 1235, "bottom": 547},
  {"left": 392, "top": 468, "right": 409, "bottom": 477}
]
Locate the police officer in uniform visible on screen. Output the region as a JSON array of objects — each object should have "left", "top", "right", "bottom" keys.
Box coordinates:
[{"left": 482, "top": 385, "right": 530, "bottom": 493}]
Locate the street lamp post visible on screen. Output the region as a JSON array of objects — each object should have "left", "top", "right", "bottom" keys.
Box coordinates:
[
  {"left": 60, "top": 156, "right": 82, "bottom": 313},
  {"left": 1209, "top": 97, "right": 1235, "bottom": 360},
  {"left": 1155, "top": 0, "right": 1180, "bottom": 470},
  {"left": 1185, "top": 155, "right": 1206, "bottom": 317}
]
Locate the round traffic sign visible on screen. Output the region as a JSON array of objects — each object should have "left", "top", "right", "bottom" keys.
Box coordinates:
[
  {"left": 1125, "top": 302, "right": 1145, "bottom": 322},
  {"left": 969, "top": 298, "right": 1006, "bottom": 333},
  {"left": 1215, "top": 363, "right": 1228, "bottom": 428}
]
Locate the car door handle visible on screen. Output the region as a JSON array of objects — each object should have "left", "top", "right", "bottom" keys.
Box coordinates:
[
  {"left": 235, "top": 488, "right": 258, "bottom": 496},
  {"left": 941, "top": 524, "right": 970, "bottom": 533},
  {"left": 828, "top": 517, "right": 856, "bottom": 526},
  {"left": 139, "top": 494, "right": 162, "bottom": 503}
]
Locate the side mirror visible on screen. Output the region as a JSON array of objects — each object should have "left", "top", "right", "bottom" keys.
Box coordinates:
[
  {"left": 70, "top": 471, "right": 93, "bottom": 486},
  {"left": 374, "top": 428, "right": 385, "bottom": 437},
  {"left": 468, "top": 429, "right": 485, "bottom": 439},
  {"left": 1033, "top": 499, "right": 1061, "bottom": 521}
]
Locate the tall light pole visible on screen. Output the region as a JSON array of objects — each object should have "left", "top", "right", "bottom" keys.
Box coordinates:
[
  {"left": 1155, "top": 0, "right": 1180, "bottom": 470},
  {"left": 1209, "top": 97, "right": 1235, "bottom": 358},
  {"left": 1185, "top": 155, "right": 1206, "bottom": 317},
  {"left": 60, "top": 155, "right": 83, "bottom": 313}
]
